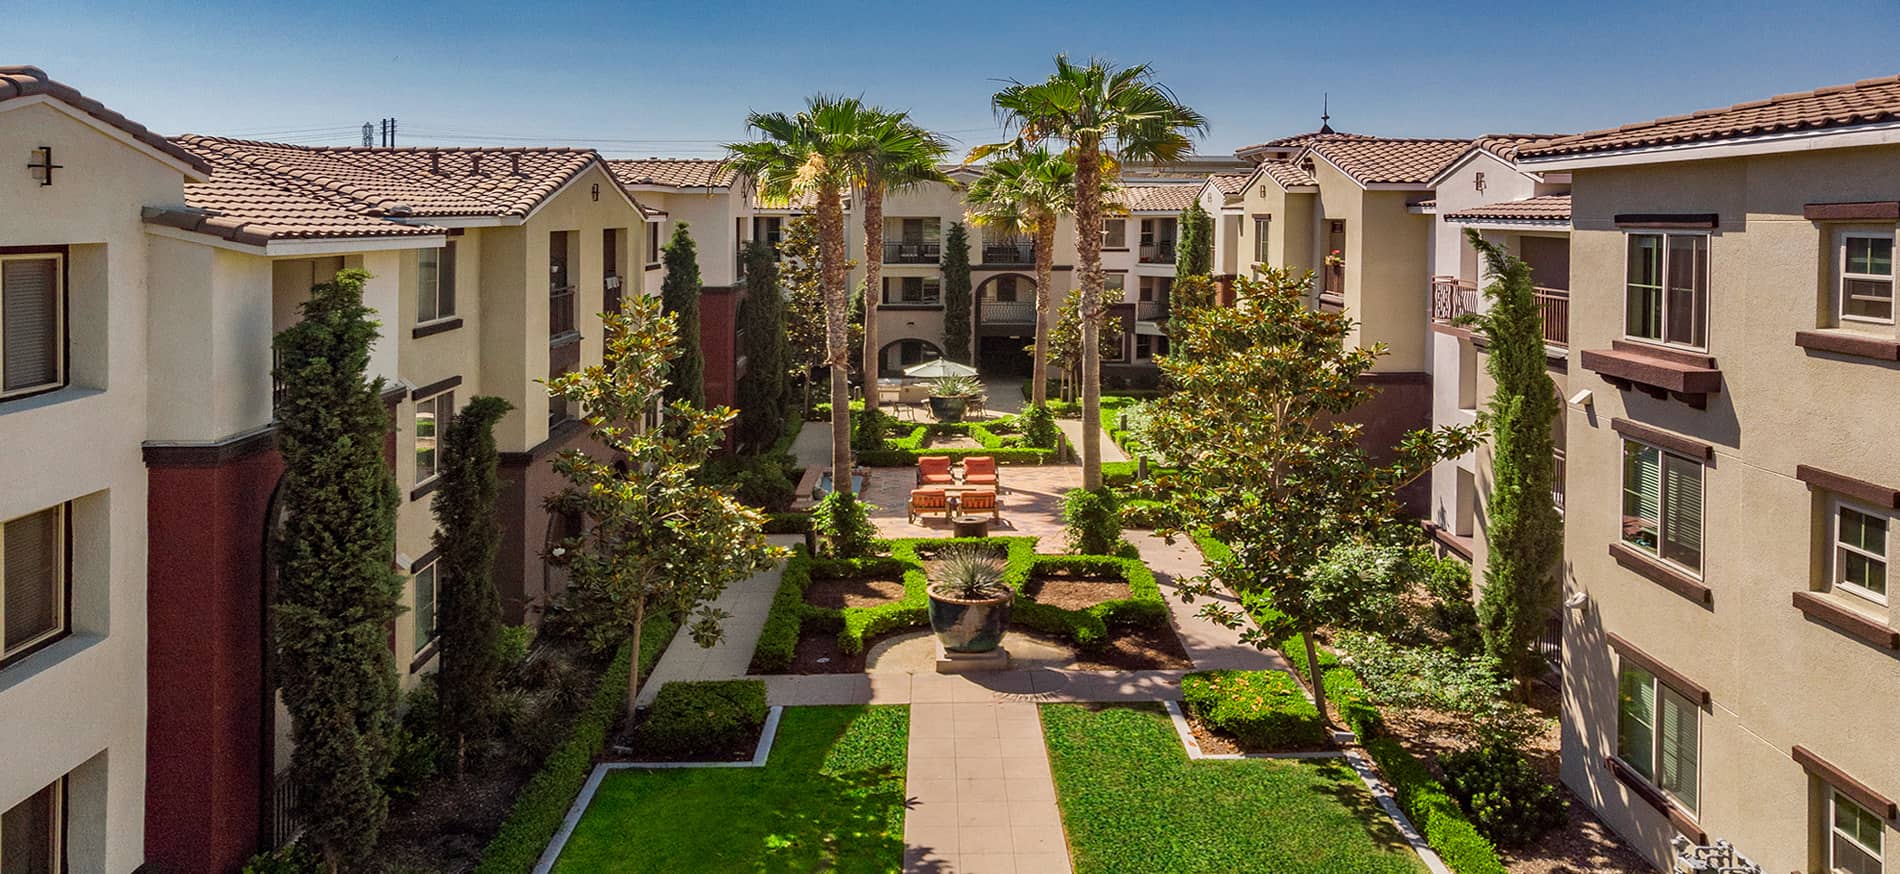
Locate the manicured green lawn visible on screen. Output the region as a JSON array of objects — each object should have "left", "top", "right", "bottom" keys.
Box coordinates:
[
  {"left": 1042, "top": 704, "right": 1426, "bottom": 874},
  {"left": 552, "top": 705, "right": 908, "bottom": 873}
]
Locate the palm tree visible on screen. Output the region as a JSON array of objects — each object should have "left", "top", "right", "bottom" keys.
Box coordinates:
[
  {"left": 726, "top": 95, "right": 870, "bottom": 496},
  {"left": 965, "top": 147, "right": 1084, "bottom": 408},
  {"left": 975, "top": 56, "right": 1206, "bottom": 489},
  {"left": 853, "top": 111, "right": 952, "bottom": 413}
]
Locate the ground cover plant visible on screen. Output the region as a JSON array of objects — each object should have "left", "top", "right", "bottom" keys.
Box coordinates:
[
  {"left": 1179, "top": 669, "right": 1328, "bottom": 752},
  {"left": 550, "top": 705, "right": 909, "bottom": 873}
]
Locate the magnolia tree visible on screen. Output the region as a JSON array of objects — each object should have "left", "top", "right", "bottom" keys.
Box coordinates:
[
  {"left": 1147, "top": 269, "right": 1480, "bottom": 723},
  {"left": 544, "top": 294, "right": 780, "bottom": 724}
]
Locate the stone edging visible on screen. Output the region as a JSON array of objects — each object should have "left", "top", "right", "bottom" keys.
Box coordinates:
[{"left": 531, "top": 706, "right": 786, "bottom": 873}]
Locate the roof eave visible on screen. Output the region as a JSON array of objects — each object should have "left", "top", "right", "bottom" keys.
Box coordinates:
[{"left": 1518, "top": 120, "right": 1900, "bottom": 171}]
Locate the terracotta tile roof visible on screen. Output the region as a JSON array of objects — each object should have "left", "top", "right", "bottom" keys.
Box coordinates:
[
  {"left": 1113, "top": 184, "right": 1203, "bottom": 213},
  {"left": 1209, "top": 172, "right": 1250, "bottom": 196},
  {"left": 1443, "top": 193, "right": 1572, "bottom": 223},
  {"left": 1307, "top": 137, "right": 1472, "bottom": 186},
  {"left": 607, "top": 158, "right": 736, "bottom": 189},
  {"left": 172, "top": 135, "right": 605, "bottom": 218},
  {"left": 1257, "top": 160, "right": 1317, "bottom": 190},
  {"left": 149, "top": 145, "right": 442, "bottom": 244},
  {"left": 1521, "top": 75, "right": 1900, "bottom": 159},
  {"left": 0, "top": 66, "right": 212, "bottom": 177},
  {"left": 1468, "top": 133, "right": 1569, "bottom": 162},
  {"left": 1236, "top": 128, "right": 1374, "bottom": 157}
]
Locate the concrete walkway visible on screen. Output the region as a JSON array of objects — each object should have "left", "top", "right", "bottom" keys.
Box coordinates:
[
  {"left": 1056, "top": 418, "right": 1127, "bottom": 464},
  {"left": 789, "top": 420, "right": 833, "bottom": 471},
  {"left": 1130, "top": 531, "right": 1289, "bottom": 672},
  {"left": 632, "top": 534, "right": 801, "bottom": 706},
  {"left": 903, "top": 701, "right": 1070, "bottom": 874}
]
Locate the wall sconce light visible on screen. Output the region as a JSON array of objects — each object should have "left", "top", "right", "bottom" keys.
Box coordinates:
[
  {"left": 591, "top": 183, "right": 600, "bottom": 202},
  {"left": 28, "top": 146, "right": 61, "bottom": 186}
]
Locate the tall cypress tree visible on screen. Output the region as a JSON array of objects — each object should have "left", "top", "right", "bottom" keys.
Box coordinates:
[
  {"left": 661, "top": 223, "right": 706, "bottom": 408},
  {"left": 1467, "top": 229, "right": 1564, "bottom": 696},
  {"left": 735, "top": 241, "right": 789, "bottom": 453},
  {"left": 272, "top": 268, "right": 404, "bottom": 871},
  {"left": 940, "top": 222, "right": 973, "bottom": 363},
  {"left": 431, "top": 394, "right": 512, "bottom": 774},
  {"left": 1176, "top": 201, "right": 1213, "bottom": 281}
]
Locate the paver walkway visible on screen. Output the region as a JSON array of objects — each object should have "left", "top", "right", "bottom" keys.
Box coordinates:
[{"left": 903, "top": 701, "right": 1070, "bottom": 874}]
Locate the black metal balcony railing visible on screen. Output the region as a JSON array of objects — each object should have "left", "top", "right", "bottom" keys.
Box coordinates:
[
  {"left": 549, "top": 285, "right": 576, "bottom": 339},
  {"left": 1138, "top": 239, "right": 1177, "bottom": 264},
  {"left": 1135, "top": 299, "right": 1169, "bottom": 322},
  {"left": 980, "top": 300, "right": 1037, "bottom": 324},
  {"left": 982, "top": 241, "right": 1035, "bottom": 264},
  {"left": 883, "top": 241, "right": 941, "bottom": 264}
]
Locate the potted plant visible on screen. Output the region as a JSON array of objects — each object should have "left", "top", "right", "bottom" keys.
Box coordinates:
[
  {"left": 926, "top": 544, "right": 1012, "bottom": 653},
  {"left": 927, "top": 375, "right": 981, "bottom": 422}
]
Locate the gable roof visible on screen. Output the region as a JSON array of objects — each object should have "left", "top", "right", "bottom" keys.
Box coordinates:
[
  {"left": 1209, "top": 172, "right": 1250, "bottom": 196},
  {"left": 1306, "top": 137, "right": 1472, "bottom": 187},
  {"left": 1521, "top": 74, "right": 1900, "bottom": 160},
  {"left": 1425, "top": 133, "right": 1570, "bottom": 187},
  {"left": 0, "top": 65, "right": 212, "bottom": 179},
  {"left": 1113, "top": 184, "right": 1203, "bottom": 213},
  {"left": 1442, "top": 194, "right": 1572, "bottom": 224},
  {"left": 1235, "top": 128, "right": 1374, "bottom": 161},
  {"left": 607, "top": 158, "right": 736, "bottom": 189},
  {"left": 149, "top": 143, "right": 444, "bottom": 245}
]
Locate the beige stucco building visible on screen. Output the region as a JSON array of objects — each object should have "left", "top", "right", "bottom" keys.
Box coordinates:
[{"left": 1519, "top": 76, "right": 1900, "bottom": 873}]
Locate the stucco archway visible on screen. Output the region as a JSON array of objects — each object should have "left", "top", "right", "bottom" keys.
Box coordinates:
[{"left": 878, "top": 337, "right": 943, "bottom": 377}]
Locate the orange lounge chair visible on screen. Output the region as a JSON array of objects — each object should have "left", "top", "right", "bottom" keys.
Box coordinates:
[
  {"left": 917, "top": 456, "right": 955, "bottom": 486},
  {"left": 962, "top": 456, "right": 998, "bottom": 488},
  {"left": 957, "top": 488, "right": 1000, "bottom": 521},
  {"left": 909, "top": 487, "right": 949, "bottom": 524}
]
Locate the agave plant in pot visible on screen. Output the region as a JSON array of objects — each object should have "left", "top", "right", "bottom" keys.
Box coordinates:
[
  {"left": 927, "top": 375, "right": 982, "bottom": 423},
  {"left": 926, "top": 544, "right": 1012, "bottom": 653}
]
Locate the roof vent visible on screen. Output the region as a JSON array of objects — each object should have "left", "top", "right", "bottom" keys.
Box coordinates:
[
  {"left": 471, "top": 152, "right": 483, "bottom": 176},
  {"left": 511, "top": 153, "right": 521, "bottom": 176},
  {"left": 430, "top": 152, "right": 441, "bottom": 175}
]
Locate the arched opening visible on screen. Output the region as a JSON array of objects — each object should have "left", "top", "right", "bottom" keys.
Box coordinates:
[
  {"left": 974, "top": 273, "right": 1037, "bottom": 378},
  {"left": 878, "top": 337, "right": 944, "bottom": 378},
  {"left": 257, "top": 472, "right": 299, "bottom": 850}
]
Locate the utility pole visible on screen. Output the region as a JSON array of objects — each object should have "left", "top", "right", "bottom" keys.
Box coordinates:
[
  {"left": 361, "top": 122, "right": 373, "bottom": 147},
  {"left": 376, "top": 117, "right": 398, "bottom": 147}
]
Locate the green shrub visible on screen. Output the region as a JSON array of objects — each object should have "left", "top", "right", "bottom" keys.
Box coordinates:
[
  {"left": 1019, "top": 403, "right": 1059, "bottom": 449},
  {"left": 1274, "top": 633, "right": 1385, "bottom": 739},
  {"left": 763, "top": 511, "right": 812, "bottom": 535},
  {"left": 1119, "top": 498, "right": 1169, "bottom": 529},
  {"left": 1100, "top": 461, "right": 1181, "bottom": 487},
  {"left": 851, "top": 409, "right": 895, "bottom": 452},
  {"left": 1416, "top": 547, "right": 1481, "bottom": 654},
  {"left": 1364, "top": 738, "right": 1507, "bottom": 874},
  {"left": 751, "top": 547, "right": 814, "bottom": 673},
  {"left": 811, "top": 491, "right": 877, "bottom": 558},
  {"left": 809, "top": 399, "right": 864, "bottom": 420},
  {"left": 382, "top": 721, "right": 444, "bottom": 803},
  {"left": 635, "top": 679, "right": 769, "bottom": 758},
  {"left": 495, "top": 624, "right": 533, "bottom": 672},
  {"left": 1439, "top": 744, "right": 1567, "bottom": 848},
  {"left": 242, "top": 843, "right": 318, "bottom": 874},
  {"left": 1180, "top": 670, "right": 1328, "bottom": 751},
  {"left": 1062, "top": 486, "right": 1123, "bottom": 555}
]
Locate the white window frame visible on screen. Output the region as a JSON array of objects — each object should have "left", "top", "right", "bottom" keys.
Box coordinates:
[
  {"left": 1616, "top": 661, "right": 1701, "bottom": 816},
  {"left": 0, "top": 504, "right": 69, "bottom": 665},
  {"left": 1830, "top": 789, "right": 1885, "bottom": 874},
  {"left": 0, "top": 252, "right": 66, "bottom": 400},
  {"left": 1837, "top": 229, "right": 1896, "bottom": 326},
  {"left": 1252, "top": 216, "right": 1271, "bottom": 264},
  {"left": 0, "top": 777, "right": 65, "bottom": 873},
  {"left": 414, "top": 391, "right": 452, "bottom": 486},
  {"left": 416, "top": 245, "right": 455, "bottom": 325},
  {"left": 1622, "top": 231, "right": 1711, "bottom": 352},
  {"left": 1102, "top": 219, "right": 1128, "bottom": 249},
  {"left": 1832, "top": 499, "right": 1890, "bottom": 606},
  {"left": 1620, "top": 439, "right": 1706, "bottom": 578},
  {"left": 413, "top": 557, "right": 438, "bottom": 655}
]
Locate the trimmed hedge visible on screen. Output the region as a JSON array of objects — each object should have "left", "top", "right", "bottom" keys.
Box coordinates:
[
  {"left": 1101, "top": 461, "right": 1182, "bottom": 488},
  {"left": 856, "top": 421, "right": 1066, "bottom": 467},
  {"left": 1275, "top": 633, "right": 1385, "bottom": 740},
  {"left": 763, "top": 511, "right": 812, "bottom": 535},
  {"left": 1008, "top": 553, "right": 1169, "bottom": 649},
  {"left": 1181, "top": 670, "right": 1328, "bottom": 752},
  {"left": 634, "top": 679, "right": 768, "bottom": 758},
  {"left": 473, "top": 613, "right": 678, "bottom": 873},
  {"left": 1366, "top": 738, "right": 1507, "bottom": 874}
]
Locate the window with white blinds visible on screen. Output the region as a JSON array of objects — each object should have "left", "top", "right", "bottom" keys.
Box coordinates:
[
  {"left": 2, "top": 505, "right": 66, "bottom": 664},
  {"left": 1621, "top": 440, "right": 1704, "bottom": 574},
  {"left": 1, "top": 255, "right": 63, "bottom": 397},
  {"left": 1617, "top": 662, "right": 1701, "bottom": 815}
]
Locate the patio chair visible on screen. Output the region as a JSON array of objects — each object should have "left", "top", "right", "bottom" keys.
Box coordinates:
[
  {"left": 957, "top": 488, "right": 1000, "bottom": 521},
  {"left": 917, "top": 456, "right": 955, "bottom": 486},
  {"left": 908, "top": 487, "right": 949, "bottom": 524},
  {"left": 962, "top": 456, "right": 999, "bottom": 489},
  {"left": 967, "top": 394, "right": 986, "bottom": 418}
]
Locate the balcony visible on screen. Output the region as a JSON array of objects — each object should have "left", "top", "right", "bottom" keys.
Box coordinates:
[
  {"left": 980, "top": 300, "right": 1037, "bottom": 324},
  {"left": 1430, "top": 276, "right": 1570, "bottom": 351},
  {"left": 1535, "top": 287, "right": 1569, "bottom": 349},
  {"left": 550, "top": 285, "right": 577, "bottom": 340},
  {"left": 982, "top": 240, "right": 1035, "bottom": 264},
  {"left": 883, "top": 241, "right": 941, "bottom": 264},
  {"left": 1553, "top": 448, "right": 1566, "bottom": 513},
  {"left": 1136, "top": 299, "right": 1169, "bottom": 322},
  {"left": 1138, "top": 239, "right": 1177, "bottom": 264}
]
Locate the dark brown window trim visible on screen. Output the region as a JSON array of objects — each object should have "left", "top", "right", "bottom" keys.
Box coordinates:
[
  {"left": 411, "top": 317, "right": 464, "bottom": 339},
  {"left": 408, "top": 639, "right": 439, "bottom": 674},
  {"left": 380, "top": 383, "right": 408, "bottom": 406},
  {"left": 1611, "top": 418, "right": 1714, "bottom": 461},
  {"left": 1794, "top": 329, "right": 1900, "bottom": 362},
  {"left": 1792, "top": 745, "right": 1898, "bottom": 820},
  {"left": 1316, "top": 291, "right": 1345, "bottom": 310},
  {"left": 1795, "top": 464, "right": 1900, "bottom": 510},
  {"left": 1583, "top": 345, "right": 1722, "bottom": 409},
  {"left": 1604, "top": 756, "right": 1707, "bottom": 843},
  {"left": 410, "top": 375, "right": 462, "bottom": 401},
  {"left": 1610, "top": 339, "right": 1714, "bottom": 369},
  {"left": 409, "top": 476, "right": 442, "bottom": 503},
  {"left": 879, "top": 303, "right": 944, "bottom": 312},
  {"left": 1802, "top": 201, "right": 1900, "bottom": 222},
  {"left": 1421, "top": 521, "right": 1474, "bottom": 561},
  {"left": 412, "top": 546, "right": 442, "bottom": 569},
  {"left": 1606, "top": 630, "right": 1711, "bottom": 707},
  {"left": 1614, "top": 213, "right": 1719, "bottom": 230},
  {"left": 1609, "top": 542, "right": 1714, "bottom": 607},
  {"left": 499, "top": 417, "right": 588, "bottom": 467},
  {"left": 1791, "top": 590, "right": 1900, "bottom": 650}
]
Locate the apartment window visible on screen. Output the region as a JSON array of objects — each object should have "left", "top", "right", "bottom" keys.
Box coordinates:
[
  {"left": 645, "top": 222, "right": 662, "bottom": 266},
  {"left": 604, "top": 229, "right": 624, "bottom": 314},
  {"left": 994, "top": 275, "right": 1019, "bottom": 303},
  {"left": 1103, "top": 220, "right": 1128, "bottom": 249},
  {"left": 413, "top": 559, "right": 438, "bottom": 654},
  {"left": 1838, "top": 232, "right": 1895, "bottom": 325},
  {"left": 753, "top": 216, "right": 785, "bottom": 250},
  {"left": 1616, "top": 663, "right": 1700, "bottom": 815},
  {"left": 1139, "top": 276, "right": 1172, "bottom": 302},
  {"left": 2, "top": 253, "right": 64, "bottom": 399},
  {"left": 0, "top": 778, "right": 63, "bottom": 873},
  {"left": 414, "top": 391, "right": 453, "bottom": 485},
  {"left": 1104, "top": 274, "right": 1126, "bottom": 296},
  {"left": 417, "top": 243, "right": 457, "bottom": 323},
  {"left": 1834, "top": 502, "right": 1889, "bottom": 604},
  {"left": 1621, "top": 440, "right": 1703, "bottom": 575},
  {"left": 1830, "top": 790, "right": 1884, "bottom": 874},
  {"left": 1252, "top": 217, "right": 1270, "bottom": 263},
  {"left": 1625, "top": 233, "right": 1708, "bottom": 348},
  {"left": 883, "top": 276, "right": 941, "bottom": 305},
  {"left": 2, "top": 505, "right": 67, "bottom": 666},
  {"left": 1135, "top": 335, "right": 1168, "bottom": 360}
]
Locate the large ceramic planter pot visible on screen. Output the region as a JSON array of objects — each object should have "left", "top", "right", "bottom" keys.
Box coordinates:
[
  {"left": 927, "top": 588, "right": 1012, "bottom": 653},
  {"left": 927, "top": 395, "right": 968, "bottom": 422}
]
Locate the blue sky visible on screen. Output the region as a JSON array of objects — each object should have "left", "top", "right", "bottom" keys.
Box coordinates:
[{"left": 8, "top": 0, "right": 1898, "bottom": 159}]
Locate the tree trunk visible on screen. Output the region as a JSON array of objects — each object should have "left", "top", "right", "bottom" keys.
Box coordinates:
[
  {"left": 626, "top": 598, "right": 647, "bottom": 727},
  {"left": 1302, "top": 631, "right": 1333, "bottom": 729},
  {"left": 1032, "top": 211, "right": 1055, "bottom": 407},
  {"left": 861, "top": 179, "right": 883, "bottom": 414},
  {"left": 818, "top": 178, "right": 854, "bottom": 496},
  {"left": 1074, "top": 143, "right": 1105, "bottom": 491}
]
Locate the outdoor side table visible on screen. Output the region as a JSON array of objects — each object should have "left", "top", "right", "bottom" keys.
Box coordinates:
[{"left": 952, "top": 515, "right": 991, "bottom": 538}]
